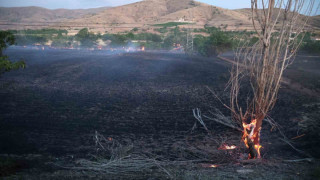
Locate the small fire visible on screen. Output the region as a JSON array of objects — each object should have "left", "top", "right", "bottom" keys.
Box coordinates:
[
  {"left": 225, "top": 145, "right": 237, "bottom": 149},
  {"left": 141, "top": 46, "right": 145, "bottom": 51},
  {"left": 242, "top": 119, "right": 262, "bottom": 159},
  {"left": 202, "top": 164, "right": 219, "bottom": 168},
  {"left": 218, "top": 144, "right": 237, "bottom": 150}
]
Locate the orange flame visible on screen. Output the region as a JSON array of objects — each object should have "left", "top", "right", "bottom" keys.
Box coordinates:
[
  {"left": 242, "top": 119, "right": 262, "bottom": 159},
  {"left": 141, "top": 46, "right": 145, "bottom": 51}
]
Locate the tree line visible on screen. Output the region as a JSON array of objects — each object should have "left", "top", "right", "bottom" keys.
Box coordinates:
[{"left": 5, "top": 26, "right": 320, "bottom": 55}]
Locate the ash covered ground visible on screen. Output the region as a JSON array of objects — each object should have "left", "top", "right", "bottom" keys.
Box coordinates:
[{"left": 0, "top": 48, "right": 319, "bottom": 179}]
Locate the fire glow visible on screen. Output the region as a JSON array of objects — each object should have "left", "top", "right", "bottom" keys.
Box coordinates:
[
  {"left": 242, "top": 119, "right": 262, "bottom": 159},
  {"left": 201, "top": 164, "right": 219, "bottom": 168},
  {"left": 218, "top": 144, "right": 237, "bottom": 150},
  {"left": 209, "top": 164, "right": 218, "bottom": 168}
]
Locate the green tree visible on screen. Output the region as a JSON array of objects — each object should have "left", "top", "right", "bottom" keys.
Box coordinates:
[
  {"left": 0, "top": 31, "right": 25, "bottom": 76},
  {"left": 131, "top": 27, "right": 139, "bottom": 32},
  {"left": 14, "top": 35, "right": 48, "bottom": 46},
  {"left": 0, "top": 31, "right": 15, "bottom": 57},
  {"left": 107, "top": 34, "right": 127, "bottom": 47},
  {"left": 51, "top": 31, "right": 74, "bottom": 47},
  {"left": 194, "top": 29, "right": 232, "bottom": 57},
  {"left": 205, "top": 30, "right": 232, "bottom": 56},
  {"left": 300, "top": 32, "right": 320, "bottom": 54},
  {"left": 126, "top": 32, "right": 135, "bottom": 40},
  {"left": 75, "top": 28, "right": 98, "bottom": 47},
  {"left": 51, "top": 38, "right": 68, "bottom": 47},
  {"left": 193, "top": 35, "right": 207, "bottom": 55},
  {"left": 163, "top": 35, "right": 175, "bottom": 49}
]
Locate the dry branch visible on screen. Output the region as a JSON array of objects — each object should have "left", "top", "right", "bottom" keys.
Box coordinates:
[
  {"left": 283, "top": 158, "right": 313, "bottom": 163},
  {"left": 193, "top": 108, "right": 242, "bottom": 132},
  {"left": 55, "top": 131, "right": 176, "bottom": 178}
]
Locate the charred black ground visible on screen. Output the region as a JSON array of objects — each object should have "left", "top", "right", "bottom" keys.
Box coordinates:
[{"left": 0, "top": 48, "right": 319, "bottom": 179}]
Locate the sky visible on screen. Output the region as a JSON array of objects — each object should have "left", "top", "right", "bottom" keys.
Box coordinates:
[{"left": 0, "top": 0, "right": 251, "bottom": 10}]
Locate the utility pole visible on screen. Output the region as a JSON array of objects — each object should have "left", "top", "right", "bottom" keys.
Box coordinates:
[{"left": 185, "top": 1, "right": 194, "bottom": 56}]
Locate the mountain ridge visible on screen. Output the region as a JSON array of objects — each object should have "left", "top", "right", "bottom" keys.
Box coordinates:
[{"left": 0, "top": 0, "right": 318, "bottom": 33}]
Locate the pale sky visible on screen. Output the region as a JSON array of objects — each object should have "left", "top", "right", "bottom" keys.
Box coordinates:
[{"left": 0, "top": 0, "right": 251, "bottom": 10}]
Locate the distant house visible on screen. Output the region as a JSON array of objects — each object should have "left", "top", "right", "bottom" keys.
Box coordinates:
[{"left": 178, "top": 17, "right": 186, "bottom": 22}]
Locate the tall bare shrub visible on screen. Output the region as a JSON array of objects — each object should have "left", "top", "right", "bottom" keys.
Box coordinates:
[{"left": 229, "top": 0, "right": 319, "bottom": 158}]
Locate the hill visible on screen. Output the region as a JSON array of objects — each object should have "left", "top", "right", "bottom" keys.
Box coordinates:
[
  {"left": 0, "top": 0, "right": 318, "bottom": 33},
  {"left": 235, "top": 8, "right": 320, "bottom": 30},
  {"left": 62, "top": 0, "right": 255, "bottom": 33},
  {"left": 0, "top": 6, "right": 109, "bottom": 22}
]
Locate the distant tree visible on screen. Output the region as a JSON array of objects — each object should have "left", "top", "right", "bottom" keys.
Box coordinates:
[
  {"left": 193, "top": 35, "right": 207, "bottom": 55},
  {"left": 155, "top": 27, "right": 168, "bottom": 34},
  {"left": 131, "top": 27, "right": 139, "bottom": 32},
  {"left": 163, "top": 30, "right": 186, "bottom": 49},
  {"left": 51, "top": 31, "right": 70, "bottom": 47},
  {"left": 15, "top": 35, "right": 48, "bottom": 46},
  {"left": 0, "top": 31, "right": 15, "bottom": 57},
  {"left": 108, "top": 34, "right": 127, "bottom": 47},
  {"left": 75, "top": 28, "right": 98, "bottom": 48},
  {"left": 126, "top": 32, "right": 135, "bottom": 40},
  {"left": 97, "top": 32, "right": 102, "bottom": 39},
  {"left": 194, "top": 29, "right": 232, "bottom": 56},
  {"left": 148, "top": 34, "right": 162, "bottom": 42},
  {"left": 163, "top": 35, "right": 175, "bottom": 49},
  {"left": 172, "top": 26, "right": 180, "bottom": 36},
  {"left": 134, "top": 33, "right": 162, "bottom": 42},
  {"left": 0, "top": 31, "right": 25, "bottom": 76},
  {"left": 301, "top": 32, "right": 320, "bottom": 54},
  {"left": 206, "top": 30, "right": 232, "bottom": 56},
  {"left": 249, "top": 36, "right": 259, "bottom": 46},
  {"left": 204, "top": 26, "right": 220, "bottom": 34},
  {"left": 51, "top": 37, "right": 69, "bottom": 47}
]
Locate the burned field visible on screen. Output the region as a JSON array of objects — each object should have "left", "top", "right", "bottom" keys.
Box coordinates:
[{"left": 0, "top": 49, "right": 319, "bottom": 179}]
